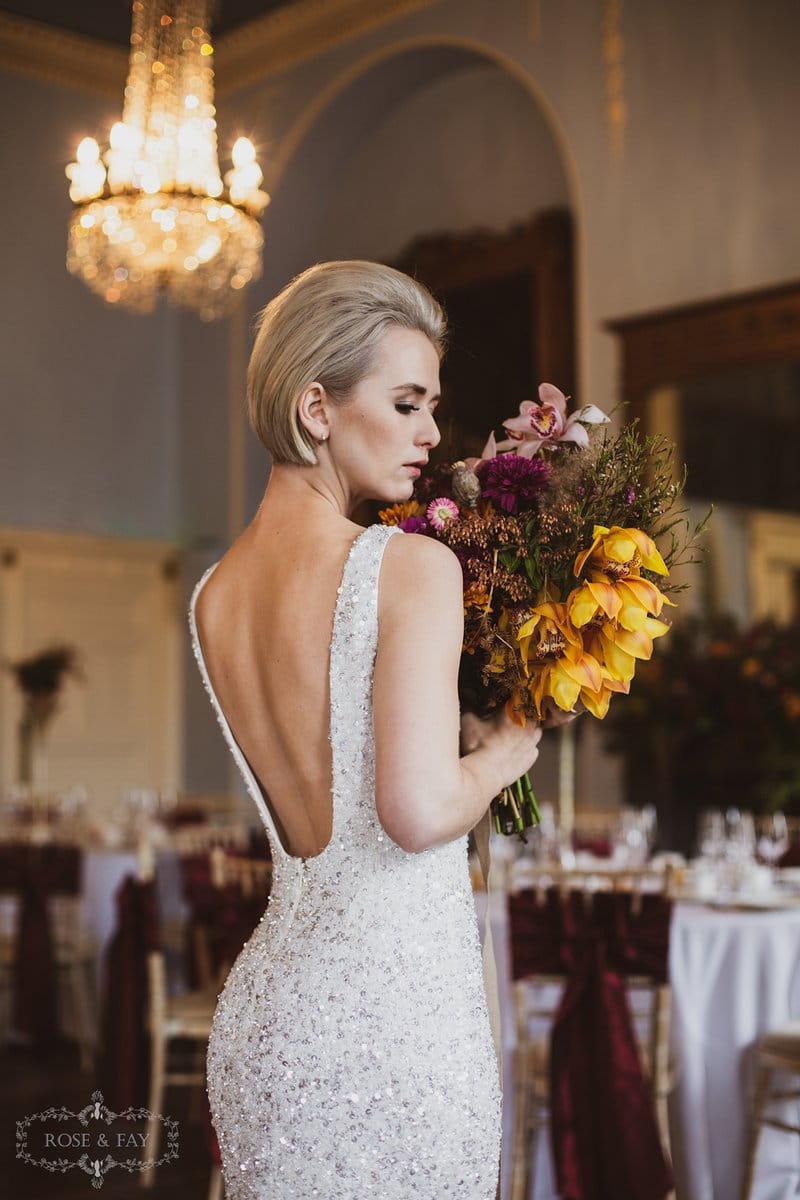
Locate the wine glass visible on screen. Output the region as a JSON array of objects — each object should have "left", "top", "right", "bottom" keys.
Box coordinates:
[
  {"left": 641, "top": 805, "right": 658, "bottom": 854},
  {"left": 756, "top": 812, "right": 789, "bottom": 867},
  {"left": 532, "top": 802, "right": 559, "bottom": 864},
  {"left": 697, "top": 809, "right": 726, "bottom": 861},
  {"left": 725, "top": 808, "right": 756, "bottom": 863},
  {"left": 615, "top": 808, "right": 650, "bottom": 867}
]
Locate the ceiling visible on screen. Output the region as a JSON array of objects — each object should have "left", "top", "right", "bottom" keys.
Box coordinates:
[{"left": 0, "top": 1, "right": 299, "bottom": 45}]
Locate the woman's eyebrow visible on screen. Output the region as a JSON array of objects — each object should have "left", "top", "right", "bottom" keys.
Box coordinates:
[{"left": 392, "top": 383, "right": 441, "bottom": 402}]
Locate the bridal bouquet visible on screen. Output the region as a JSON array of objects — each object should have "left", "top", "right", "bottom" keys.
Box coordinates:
[{"left": 379, "top": 384, "right": 698, "bottom": 835}]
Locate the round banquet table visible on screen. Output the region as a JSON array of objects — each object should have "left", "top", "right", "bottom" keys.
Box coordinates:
[{"left": 477, "top": 886, "right": 800, "bottom": 1200}]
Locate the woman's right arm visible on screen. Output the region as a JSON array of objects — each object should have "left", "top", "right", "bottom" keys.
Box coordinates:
[{"left": 373, "top": 533, "right": 542, "bottom": 853}]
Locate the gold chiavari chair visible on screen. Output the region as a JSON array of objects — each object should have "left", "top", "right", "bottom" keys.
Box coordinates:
[
  {"left": 137, "top": 847, "right": 220, "bottom": 1197},
  {"left": 169, "top": 820, "right": 250, "bottom": 857},
  {"left": 739, "top": 1023, "right": 800, "bottom": 1200}
]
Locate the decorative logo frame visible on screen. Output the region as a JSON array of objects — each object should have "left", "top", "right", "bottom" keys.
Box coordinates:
[{"left": 16, "top": 1090, "right": 179, "bottom": 1189}]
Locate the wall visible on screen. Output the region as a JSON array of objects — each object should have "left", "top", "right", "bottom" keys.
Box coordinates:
[{"left": 0, "top": 70, "right": 180, "bottom": 540}]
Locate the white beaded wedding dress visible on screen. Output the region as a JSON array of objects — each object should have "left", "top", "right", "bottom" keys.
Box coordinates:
[{"left": 189, "top": 522, "right": 501, "bottom": 1199}]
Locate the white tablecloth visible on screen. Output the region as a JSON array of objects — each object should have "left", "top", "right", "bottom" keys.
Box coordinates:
[
  {"left": 478, "top": 889, "right": 800, "bottom": 1200},
  {"left": 81, "top": 848, "right": 187, "bottom": 985},
  {"left": 669, "top": 903, "right": 800, "bottom": 1200}
]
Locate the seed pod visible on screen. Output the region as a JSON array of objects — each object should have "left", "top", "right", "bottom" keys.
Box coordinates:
[{"left": 450, "top": 461, "right": 482, "bottom": 509}]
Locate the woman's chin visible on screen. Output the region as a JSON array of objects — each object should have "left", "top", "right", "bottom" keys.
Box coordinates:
[{"left": 376, "top": 480, "right": 415, "bottom": 504}]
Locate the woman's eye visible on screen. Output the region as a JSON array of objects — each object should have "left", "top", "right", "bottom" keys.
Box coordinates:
[{"left": 395, "top": 402, "right": 419, "bottom": 414}]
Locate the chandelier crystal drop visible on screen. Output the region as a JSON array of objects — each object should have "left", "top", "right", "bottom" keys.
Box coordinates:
[{"left": 65, "top": 0, "right": 268, "bottom": 320}]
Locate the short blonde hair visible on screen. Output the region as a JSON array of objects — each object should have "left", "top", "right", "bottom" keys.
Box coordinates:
[{"left": 247, "top": 260, "right": 446, "bottom": 465}]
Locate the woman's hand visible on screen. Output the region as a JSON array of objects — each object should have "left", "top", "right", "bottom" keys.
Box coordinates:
[{"left": 460, "top": 709, "right": 543, "bottom": 790}]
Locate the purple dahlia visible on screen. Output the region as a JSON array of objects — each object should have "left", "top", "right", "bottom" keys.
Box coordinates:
[
  {"left": 399, "top": 515, "right": 430, "bottom": 534},
  {"left": 477, "top": 453, "right": 550, "bottom": 514}
]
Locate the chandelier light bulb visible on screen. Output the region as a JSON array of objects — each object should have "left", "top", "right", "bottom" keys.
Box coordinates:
[
  {"left": 76, "top": 137, "right": 101, "bottom": 164},
  {"left": 65, "top": 0, "right": 267, "bottom": 320},
  {"left": 231, "top": 137, "right": 256, "bottom": 168}
]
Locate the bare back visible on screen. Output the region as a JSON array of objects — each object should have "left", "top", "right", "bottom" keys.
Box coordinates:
[{"left": 193, "top": 514, "right": 366, "bottom": 859}]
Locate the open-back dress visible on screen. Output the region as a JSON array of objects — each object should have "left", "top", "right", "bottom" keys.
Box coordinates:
[{"left": 189, "top": 522, "right": 501, "bottom": 1199}]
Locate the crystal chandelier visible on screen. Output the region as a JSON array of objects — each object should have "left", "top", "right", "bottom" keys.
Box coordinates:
[{"left": 65, "top": 0, "right": 268, "bottom": 321}]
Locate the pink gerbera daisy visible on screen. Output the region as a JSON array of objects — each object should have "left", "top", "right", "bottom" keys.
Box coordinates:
[{"left": 426, "top": 497, "right": 460, "bottom": 531}]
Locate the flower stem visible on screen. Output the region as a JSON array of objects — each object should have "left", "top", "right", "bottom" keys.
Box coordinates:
[{"left": 490, "top": 771, "right": 540, "bottom": 839}]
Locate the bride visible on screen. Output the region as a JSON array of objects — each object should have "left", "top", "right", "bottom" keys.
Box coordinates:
[{"left": 189, "top": 260, "right": 543, "bottom": 1198}]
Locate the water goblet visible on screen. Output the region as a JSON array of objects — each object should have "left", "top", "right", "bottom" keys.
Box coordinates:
[
  {"left": 697, "top": 809, "right": 726, "bottom": 862},
  {"left": 756, "top": 812, "right": 789, "bottom": 867}
]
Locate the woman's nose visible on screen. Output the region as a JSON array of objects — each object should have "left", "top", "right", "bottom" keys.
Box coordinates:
[{"left": 418, "top": 408, "right": 441, "bottom": 449}]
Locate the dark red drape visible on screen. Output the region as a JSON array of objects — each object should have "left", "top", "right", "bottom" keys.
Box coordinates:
[
  {"left": 508, "top": 887, "right": 674, "bottom": 1200},
  {"left": 99, "top": 875, "right": 160, "bottom": 1110},
  {"left": 0, "top": 842, "right": 81, "bottom": 1048}
]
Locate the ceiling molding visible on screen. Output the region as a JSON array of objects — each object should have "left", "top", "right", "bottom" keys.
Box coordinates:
[
  {"left": 0, "top": 0, "right": 439, "bottom": 100},
  {"left": 214, "top": 0, "right": 439, "bottom": 95},
  {"left": 0, "top": 13, "right": 126, "bottom": 98}
]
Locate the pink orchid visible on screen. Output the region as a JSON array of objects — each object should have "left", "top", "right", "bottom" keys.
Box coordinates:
[{"left": 496, "top": 383, "right": 609, "bottom": 457}]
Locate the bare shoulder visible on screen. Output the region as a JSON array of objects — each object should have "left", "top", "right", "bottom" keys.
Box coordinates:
[{"left": 380, "top": 531, "right": 463, "bottom": 613}]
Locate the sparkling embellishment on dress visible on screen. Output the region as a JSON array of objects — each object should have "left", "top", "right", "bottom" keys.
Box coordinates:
[{"left": 189, "top": 523, "right": 501, "bottom": 1198}]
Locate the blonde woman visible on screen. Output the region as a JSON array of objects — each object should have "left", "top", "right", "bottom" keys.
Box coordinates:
[{"left": 190, "top": 261, "right": 543, "bottom": 1198}]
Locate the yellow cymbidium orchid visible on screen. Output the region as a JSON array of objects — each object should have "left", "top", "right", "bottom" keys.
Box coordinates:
[
  {"left": 517, "top": 602, "right": 580, "bottom": 672},
  {"left": 584, "top": 615, "right": 671, "bottom": 692},
  {"left": 587, "top": 626, "right": 637, "bottom": 684},
  {"left": 567, "top": 573, "right": 623, "bottom": 628},
  {"left": 613, "top": 618, "right": 671, "bottom": 660},
  {"left": 527, "top": 648, "right": 606, "bottom": 716},
  {"left": 517, "top": 602, "right": 604, "bottom": 716},
  {"left": 574, "top": 524, "right": 668, "bottom": 579},
  {"left": 579, "top": 677, "right": 629, "bottom": 719},
  {"left": 615, "top": 577, "right": 675, "bottom": 631}
]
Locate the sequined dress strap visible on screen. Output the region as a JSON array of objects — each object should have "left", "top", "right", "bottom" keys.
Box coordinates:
[{"left": 328, "top": 523, "right": 401, "bottom": 847}]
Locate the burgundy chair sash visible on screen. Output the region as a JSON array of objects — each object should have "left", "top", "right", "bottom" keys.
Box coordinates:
[
  {"left": 571, "top": 835, "right": 613, "bottom": 859},
  {"left": 0, "top": 843, "right": 81, "bottom": 1047},
  {"left": 181, "top": 854, "right": 268, "bottom": 984},
  {"left": 100, "top": 875, "right": 160, "bottom": 1110},
  {"left": 211, "top": 884, "right": 265, "bottom": 970},
  {"left": 508, "top": 887, "right": 674, "bottom": 1200},
  {"left": 161, "top": 806, "right": 208, "bottom": 829}
]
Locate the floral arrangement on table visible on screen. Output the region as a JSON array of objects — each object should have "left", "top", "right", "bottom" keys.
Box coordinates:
[
  {"left": 379, "top": 383, "right": 700, "bottom": 835},
  {"left": 603, "top": 615, "right": 800, "bottom": 821},
  {"left": 6, "top": 645, "right": 82, "bottom": 786}
]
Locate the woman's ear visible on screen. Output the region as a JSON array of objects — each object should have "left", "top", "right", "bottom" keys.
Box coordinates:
[{"left": 297, "top": 382, "right": 330, "bottom": 444}]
